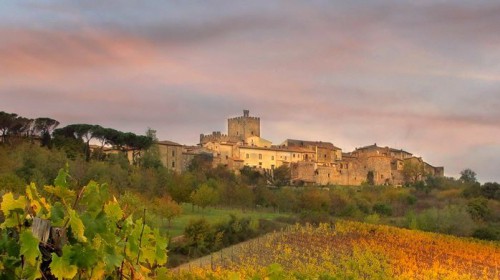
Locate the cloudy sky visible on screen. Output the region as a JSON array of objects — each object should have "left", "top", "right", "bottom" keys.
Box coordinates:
[{"left": 1, "top": 1, "right": 499, "bottom": 182}]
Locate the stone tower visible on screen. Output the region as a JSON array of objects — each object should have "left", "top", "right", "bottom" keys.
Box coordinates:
[{"left": 227, "top": 110, "right": 260, "bottom": 141}]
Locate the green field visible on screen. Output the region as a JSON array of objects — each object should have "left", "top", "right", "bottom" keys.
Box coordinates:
[{"left": 161, "top": 204, "right": 289, "bottom": 237}]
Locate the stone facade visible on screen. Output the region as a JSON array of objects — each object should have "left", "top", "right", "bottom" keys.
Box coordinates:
[
  {"left": 157, "top": 140, "right": 184, "bottom": 173},
  {"left": 228, "top": 110, "right": 260, "bottom": 141}
]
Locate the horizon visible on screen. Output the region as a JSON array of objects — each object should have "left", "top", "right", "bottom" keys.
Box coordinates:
[{"left": 1, "top": 1, "right": 499, "bottom": 183}]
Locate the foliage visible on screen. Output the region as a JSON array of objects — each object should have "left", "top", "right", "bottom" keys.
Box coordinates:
[
  {"left": 467, "top": 198, "right": 491, "bottom": 221},
  {"left": 169, "top": 221, "right": 499, "bottom": 279},
  {"left": 0, "top": 167, "right": 168, "bottom": 279},
  {"left": 460, "top": 168, "right": 477, "bottom": 184},
  {"left": 272, "top": 165, "right": 291, "bottom": 187},
  {"left": 481, "top": 182, "right": 500, "bottom": 200},
  {"left": 373, "top": 203, "right": 393, "bottom": 216},
  {"left": 190, "top": 183, "right": 219, "bottom": 211},
  {"left": 153, "top": 195, "right": 182, "bottom": 228},
  {"left": 402, "top": 161, "right": 424, "bottom": 184}
]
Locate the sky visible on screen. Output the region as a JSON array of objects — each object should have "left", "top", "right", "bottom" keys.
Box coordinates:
[{"left": 1, "top": 0, "right": 499, "bottom": 182}]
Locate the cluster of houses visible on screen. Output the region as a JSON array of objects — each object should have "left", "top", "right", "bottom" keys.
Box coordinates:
[{"left": 104, "top": 110, "right": 444, "bottom": 186}]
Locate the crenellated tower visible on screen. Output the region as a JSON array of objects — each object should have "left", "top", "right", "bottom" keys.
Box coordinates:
[{"left": 227, "top": 110, "right": 260, "bottom": 142}]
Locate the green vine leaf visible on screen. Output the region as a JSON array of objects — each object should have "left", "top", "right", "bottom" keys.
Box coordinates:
[
  {"left": 104, "top": 199, "right": 123, "bottom": 222},
  {"left": 50, "top": 202, "right": 65, "bottom": 227},
  {"left": 68, "top": 208, "right": 87, "bottom": 242},
  {"left": 51, "top": 246, "right": 78, "bottom": 280},
  {"left": 20, "top": 230, "right": 40, "bottom": 266},
  {"left": 54, "top": 165, "right": 70, "bottom": 188}
]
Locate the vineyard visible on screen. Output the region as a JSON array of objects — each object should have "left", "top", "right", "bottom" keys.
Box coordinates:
[{"left": 170, "top": 221, "right": 500, "bottom": 279}]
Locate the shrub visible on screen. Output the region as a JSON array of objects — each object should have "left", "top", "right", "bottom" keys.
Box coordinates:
[{"left": 373, "top": 203, "right": 393, "bottom": 216}]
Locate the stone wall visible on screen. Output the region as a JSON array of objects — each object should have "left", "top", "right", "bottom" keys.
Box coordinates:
[
  {"left": 228, "top": 110, "right": 260, "bottom": 141},
  {"left": 157, "top": 143, "right": 184, "bottom": 173}
]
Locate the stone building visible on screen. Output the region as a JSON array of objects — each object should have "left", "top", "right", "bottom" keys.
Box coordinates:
[
  {"left": 200, "top": 111, "right": 444, "bottom": 186},
  {"left": 228, "top": 110, "right": 260, "bottom": 141},
  {"left": 157, "top": 140, "right": 184, "bottom": 173}
]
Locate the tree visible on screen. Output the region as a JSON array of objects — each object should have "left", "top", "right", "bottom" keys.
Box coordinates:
[
  {"left": 0, "top": 111, "right": 18, "bottom": 143},
  {"left": 460, "top": 169, "right": 477, "bottom": 184},
  {"left": 272, "top": 165, "right": 291, "bottom": 187},
  {"left": 480, "top": 182, "right": 500, "bottom": 200},
  {"left": 33, "top": 117, "right": 59, "bottom": 147},
  {"left": 0, "top": 112, "right": 32, "bottom": 144},
  {"left": 139, "top": 128, "right": 162, "bottom": 169},
  {"left": 154, "top": 195, "right": 182, "bottom": 228},
  {"left": 190, "top": 183, "right": 219, "bottom": 212},
  {"left": 402, "top": 161, "right": 424, "bottom": 185}
]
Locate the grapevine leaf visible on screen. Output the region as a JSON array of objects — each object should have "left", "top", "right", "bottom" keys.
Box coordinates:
[
  {"left": 80, "top": 181, "right": 102, "bottom": 216},
  {"left": 68, "top": 208, "right": 87, "bottom": 242},
  {"left": 44, "top": 185, "right": 75, "bottom": 204},
  {"left": 104, "top": 199, "right": 123, "bottom": 222},
  {"left": 104, "top": 245, "right": 123, "bottom": 270},
  {"left": 0, "top": 192, "right": 27, "bottom": 228},
  {"left": 54, "top": 166, "right": 69, "bottom": 188},
  {"left": 154, "top": 230, "right": 168, "bottom": 265},
  {"left": 50, "top": 202, "right": 65, "bottom": 227},
  {"left": 20, "top": 264, "right": 42, "bottom": 280},
  {"left": 26, "top": 183, "right": 51, "bottom": 217},
  {"left": 20, "top": 230, "right": 40, "bottom": 266},
  {"left": 90, "top": 262, "right": 106, "bottom": 280},
  {"left": 81, "top": 212, "right": 107, "bottom": 241},
  {"left": 50, "top": 246, "right": 78, "bottom": 280},
  {"left": 155, "top": 267, "right": 169, "bottom": 280},
  {"left": 70, "top": 243, "right": 98, "bottom": 269},
  {"left": 0, "top": 192, "right": 27, "bottom": 216}
]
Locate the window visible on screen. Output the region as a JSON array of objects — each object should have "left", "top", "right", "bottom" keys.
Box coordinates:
[
  {"left": 246, "top": 154, "right": 249, "bottom": 159},
  {"left": 172, "top": 150, "right": 175, "bottom": 156},
  {"left": 328, "top": 173, "right": 330, "bottom": 178},
  {"left": 271, "top": 165, "right": 275, "bottom": 169},
  {"left": 226, "top": 155, "right": 229, "bottom": 159},
  {"left": 271, "top": 156, "right": 274, "bottom": 160},
  {"left": 285, "top": 156, "right": 287, "bottom": 160},
  {"left": 259, "top": 162, "right": 262, "bottom": 166},
  {"left": 171, "top": 161, "right": 175, "bottom": 168},
  {"left": 324, "top": 154, "right": 327, "bottom": 158},
  {"left": 259, "top": 154, "right": 262, "bottom": 160},
  {"left": 293, "top": 154, "right": 296, "bottom": 158}
]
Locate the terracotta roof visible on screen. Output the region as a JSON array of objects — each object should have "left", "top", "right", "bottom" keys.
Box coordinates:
[
  {"left": 157, "top": 140, "right": 182, "bottom": 146},
  {"left": 284, "top": 139, "right": 340, "bottom": 150}
]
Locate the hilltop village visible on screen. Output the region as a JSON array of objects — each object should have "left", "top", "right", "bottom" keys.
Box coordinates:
[{"left": 153, "top": 110, "right": 444, "bottom": 186}]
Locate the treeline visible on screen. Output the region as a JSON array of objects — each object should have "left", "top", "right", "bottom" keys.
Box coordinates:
[{"left": 0, "top": 110, "right": 153, "bottom": 162}]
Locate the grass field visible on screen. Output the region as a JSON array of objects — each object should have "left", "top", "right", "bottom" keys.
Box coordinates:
[{"left": 159, "top": 204, "right": 290, "bottom": 237}]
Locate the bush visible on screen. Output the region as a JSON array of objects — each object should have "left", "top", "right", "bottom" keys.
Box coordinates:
[
  {"left": 299, "top": 211, "right": 333, "bottom": 225},
  {"left": 472, "top": 226, "right": 499, "bottom": 241},
  {"left": 364, "top": 213, "right": 380, "bottom": 224},
  {"left": 373, "top": 203, "right": 393, "bottom": 216},
  {"left": 416, "top": 206, "right": 475, "bottom": 236},
  {"left": 467, "top": 198, "right": 490, "bottom": 221}
]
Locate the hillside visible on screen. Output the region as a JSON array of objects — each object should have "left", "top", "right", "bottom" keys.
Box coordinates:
[{"left": 169, "top": 221, "right": 500, "bottom": 279}]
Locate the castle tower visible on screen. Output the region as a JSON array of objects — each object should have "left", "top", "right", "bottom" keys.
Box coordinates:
[{"left": 228, "top": 110, "right": 260, "bottom": 141}]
